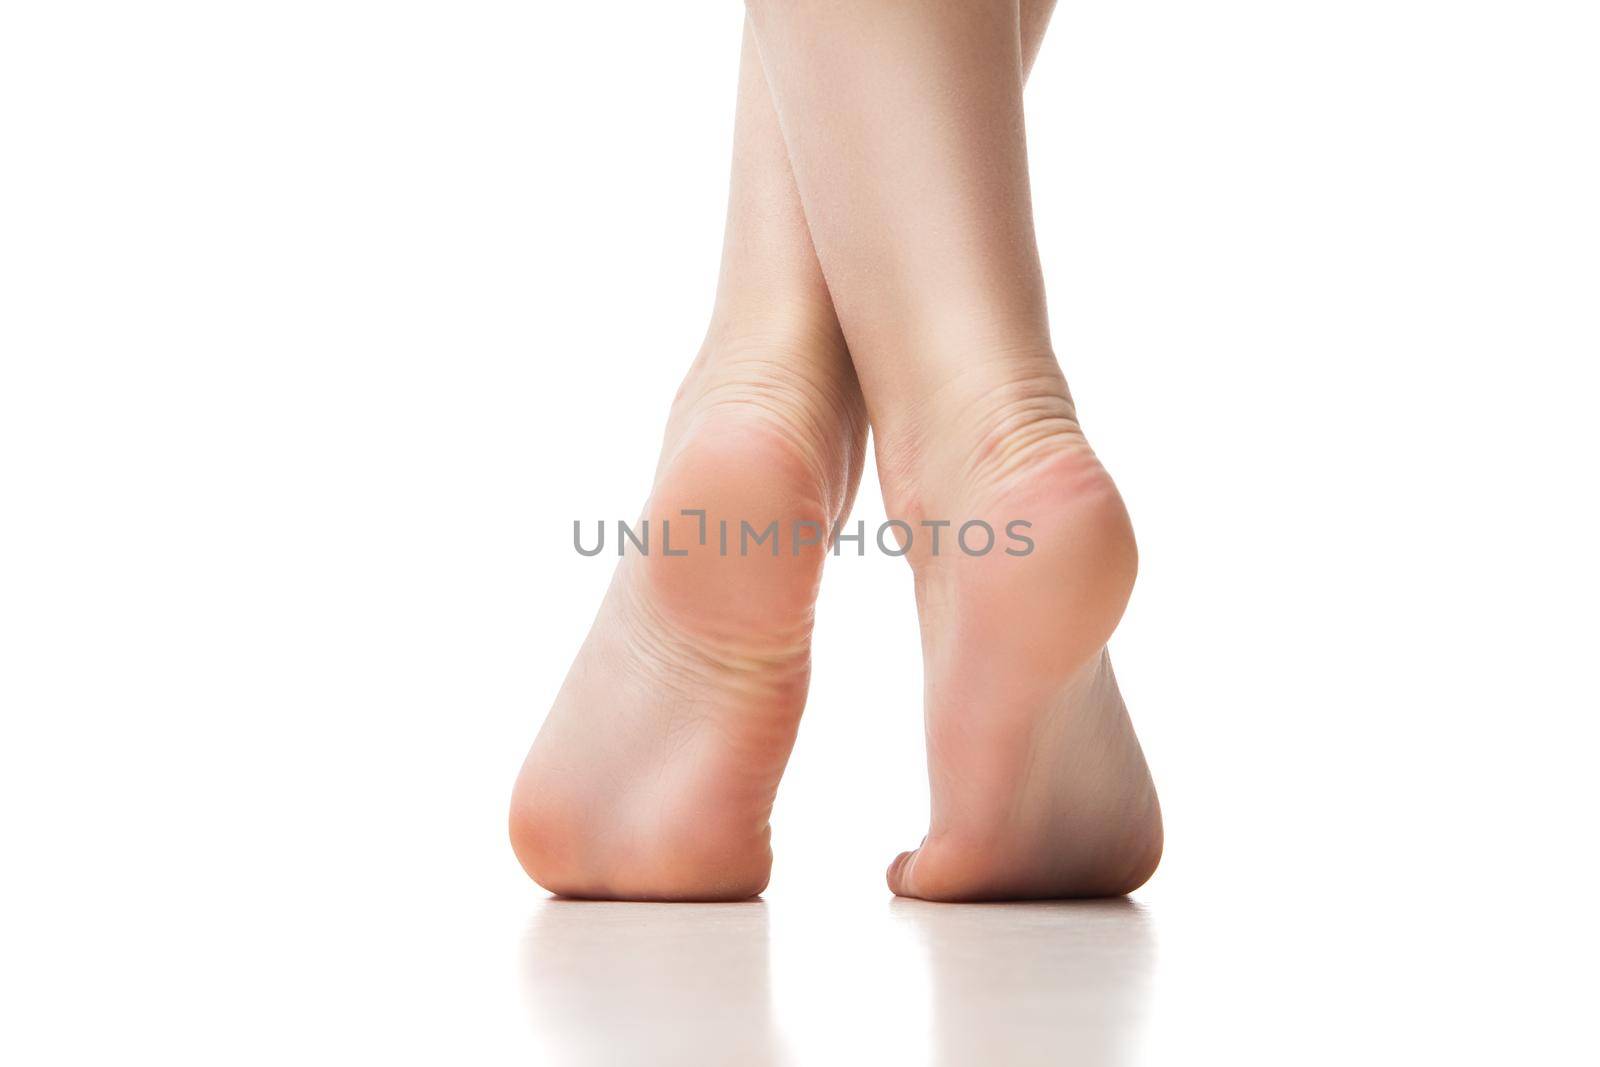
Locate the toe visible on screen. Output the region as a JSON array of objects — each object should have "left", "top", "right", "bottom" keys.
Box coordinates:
[{"left": 885, "top": 848, "right": 919, "bottom": 897}]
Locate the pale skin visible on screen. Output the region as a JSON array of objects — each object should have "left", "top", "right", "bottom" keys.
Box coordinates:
[{"left": 510, "top": 0, "right": 1161, "bottom": 901}]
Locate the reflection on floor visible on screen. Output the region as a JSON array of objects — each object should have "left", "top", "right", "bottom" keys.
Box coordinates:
[
  {"left": 895, "top": 898, "right": 1155, "bottom": 1065},
  {"left": 522, "top": 900, "right": 784, "bottom": 1065},
  {"left": 521, "top": 898, "right": 1154, "bottom": 1065}
]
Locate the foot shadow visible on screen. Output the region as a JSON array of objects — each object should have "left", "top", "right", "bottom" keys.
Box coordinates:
[
  {"left": 520, "top": 899, "right": 787, "bottom": 1067},
  {"left": 891, "top": 897, "right": 1157, "bottom": 1067}
]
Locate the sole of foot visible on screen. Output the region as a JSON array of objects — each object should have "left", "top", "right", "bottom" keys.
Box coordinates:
[
  {"left": 882, "top": 362, "right": 1163, "bottom": 901},
  {"left": 510, "top": 331, "right": 863, "bottom": 901}
]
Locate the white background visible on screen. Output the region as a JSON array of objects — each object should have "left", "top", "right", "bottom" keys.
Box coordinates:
[{"left": 3, "top": 1, "right": 1597, "bottom": 1063}]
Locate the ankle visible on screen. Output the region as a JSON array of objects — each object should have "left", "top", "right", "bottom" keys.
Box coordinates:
[
  {"left": 704, "top": 295, "right": 851, "bottom": 367},
  {"left": 873, "top": 347, "right": 1089, "bottom": 519},
  {"left": 669, "top": 303, "right": 866, "bottom": 518}
]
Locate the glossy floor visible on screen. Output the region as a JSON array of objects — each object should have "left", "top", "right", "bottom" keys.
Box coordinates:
[
  {"left": 522, "top": 898, "right": 1154, "bottom": 1066},
  {"left": 509, "top": 880, "right": 1593, "bottom": 1065}
]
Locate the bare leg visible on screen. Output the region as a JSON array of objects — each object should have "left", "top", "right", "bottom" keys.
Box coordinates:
[
  {"left": 509, "top": 22, "right": 866, "bottom": 901},
  {"left": 747, "top": 0, "right": 1162, "bottom": 899}
]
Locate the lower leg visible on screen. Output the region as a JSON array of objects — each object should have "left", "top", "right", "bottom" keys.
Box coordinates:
[
  {"left": 747, "top": 0, "right": 1162, "bottom": 899},
  {"left": 509, "top": 21, "right": 866, "bottom": 900}
]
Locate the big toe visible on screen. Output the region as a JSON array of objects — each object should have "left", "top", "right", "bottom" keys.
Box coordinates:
[{"left": 886, "top": 847, "right": 923, "bottom": 898}]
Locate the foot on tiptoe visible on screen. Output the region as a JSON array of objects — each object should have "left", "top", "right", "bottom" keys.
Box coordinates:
[
  {"left": 881, "top": 355, "right": 1162, "bottom": 901},
  {"left": 510, "top": 313, "right": 865, "bottom": 901}
]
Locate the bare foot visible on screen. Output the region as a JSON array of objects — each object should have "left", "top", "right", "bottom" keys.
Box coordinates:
[
  {"left": 510, "top": 317, "right": 864, "bottom": 901},
  {"left": 881, "top": 357, "right": 1162, "bottom": 901}
]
